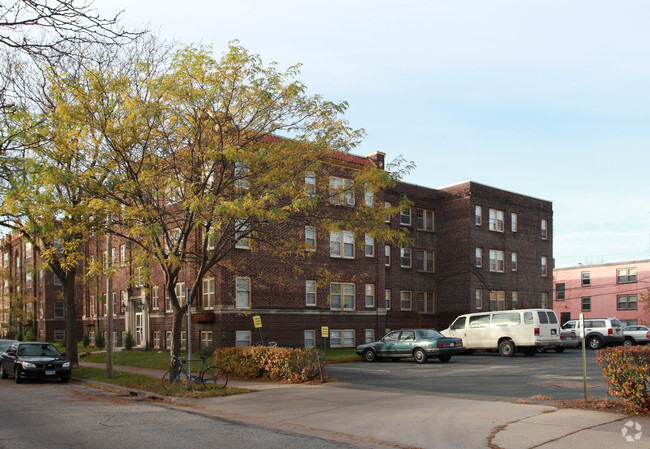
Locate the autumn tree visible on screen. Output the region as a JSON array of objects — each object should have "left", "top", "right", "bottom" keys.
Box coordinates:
[{"left": 52, "top": 42, "right": 410, "bottom": 376}]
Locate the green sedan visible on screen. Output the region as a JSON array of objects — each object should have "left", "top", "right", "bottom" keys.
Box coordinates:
[{"left": 356, "top": 329, "right": 465, "bottom": 364}]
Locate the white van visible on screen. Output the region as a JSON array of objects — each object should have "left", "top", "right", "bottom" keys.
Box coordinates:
[{"left": 441, "top": 309, "right": 561, "bottom": 357}]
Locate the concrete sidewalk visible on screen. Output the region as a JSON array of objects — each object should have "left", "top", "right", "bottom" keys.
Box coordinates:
[{"left": 77, "top": 362, "right": 650, "bottom": 448}]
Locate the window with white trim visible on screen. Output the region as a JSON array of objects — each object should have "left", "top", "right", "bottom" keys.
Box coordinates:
[
  {"left": 235, "top": 219, "right": 251, "bottom": 249},
  {"left": 305, "top": 280, "right": 317, "bottom": 306},
  {"left": 582, "top": 271, "right": 591, "bottom": 286},
  {"left": 385, "top": 245, "right": 391, "bottom": 266},
  {"left": 364, "top": 329, "right": 375, "bottom": 343},
  {"left": 152, "top": 286, "right": 159, "bottom": 310},
  {"left": 120, "top": 244, "right": 127, "bottom": 266},
  {"left": 330, "top": 230, "right": 355, "bottom": 259},
  {"left": 201, "top": 331, "right": 213, "bottom": 347},
  {"left": 175, "top": 282, "right": 186, "bottom": 305},
  {"left": 475, "top": 248, "right": 482, "bottom": 268},
  {"left": 329, "top": 176, "right": 354, "bottom": 206},
  {"left": 400, "top": 248, "right": 411, "bottom": 268},
  {"left": 364, "top": 185, "right": 374, "bottom": 207},
  {"left": 511, "top": 253, "right": 518, "bottom": 272},
  {"left": 617, "top": 294, "right": 638, "bottom": 310},
  {"left": 364, "top": 234, "right": 374, "bottom": 257},
  {"left": 235, "top": 277, "right": 251, "bottom": 309},
  {"left": 400, "top": 207, "right": 411, "bottom": 226},
  {"left": 365, "top": 284, "right": 375, "bottom": 307},
  {"left": 305, "top": 226, "right": 316, "bottom": 251},
  {"left": 541, "top": 256, "right": 548, "bottom": 277},
  {"left": 511, "top": 213, "right": 518, "bottom": 232},
  {"left": 617, "top": 268, "right": 637, "bottom": 284},
  {"left": 541, "top": 219, "right": 548, "bottom": 240},
  {"left": 203, "top": 278, "right": 215, "bottom": 310},
  {"left": 475, "top": 205, "right": 482, "bottom": 225},
  {"left": 304, "top": 330, "right": 315, "bottom": 348},
  {"left": 236, "top": 330, "right": 251, "bottom": 347}
]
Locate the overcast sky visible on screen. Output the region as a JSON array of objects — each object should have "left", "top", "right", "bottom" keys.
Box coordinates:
[{"left": 94, "top": 0, "right": 650, "bottom": 268}]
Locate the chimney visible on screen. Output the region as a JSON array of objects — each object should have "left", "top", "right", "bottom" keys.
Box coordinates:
[{"left": 365, "top": 151, "right": 386, "bottom": 170}]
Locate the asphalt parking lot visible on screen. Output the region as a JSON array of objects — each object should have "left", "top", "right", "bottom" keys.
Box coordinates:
[{"left": 326, "top": 347, "right": 610, "bottom": 401}]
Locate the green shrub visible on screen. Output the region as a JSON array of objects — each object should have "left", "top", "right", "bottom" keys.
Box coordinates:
[
  {"left": 123, "top": 331, "right": 134, "bottom": 350},
  {"left": 82, "top": 333, "right": 90, "bottom": 347},
  {"left": 94, "top": 331, "right": 106, "bottom": 349},
  {"left": 214, "top": 346, "right": 320, "bottom": 382},
  {"left": 597, "top": 346, "right": 650, "bottom": 414}
]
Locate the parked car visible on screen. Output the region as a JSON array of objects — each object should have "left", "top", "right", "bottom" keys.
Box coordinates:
[
  {"left": 539, "top": 328, "right": 580, "bottom": 353},
  {"left": 561, "top": 318, "right": 624, "bottom": 349},
  {"left": 0, "top": 339, "right": 18, "bottom": 355},
  {"left": 441, "top": 309, "right": 561, "bottom": 357},
  {"left": 623, "top": 326, "right": 650, "bottom": 346},
  {"left": 356, "top": 329, "right": 464, "bottom": 364},
  {"left": 0, "top": 342, "right": 71, "bottom": 383}
]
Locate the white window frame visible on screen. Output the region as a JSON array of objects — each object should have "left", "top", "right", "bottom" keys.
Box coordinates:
[
  {"left": 236, "top": 330, "right": 251, "bottom": 347},
  {"left": 541, "top": 256, "right": 548, "bottom": 277},
  {"left": 152, "top": 286, "right": 159, "bottom": 310},
  {"left": 365, "top": 284, "right": 375, "bottom": 308},
  {"left": 475, "top": 247, "right": 482, "bottom": 268},
  {"left": 489, "top": 250, "right": 505, "bottom": 273},
  {"left": 475, "top": 205, "right": 482, "bottom": 226},
  {"left": 201, "top": 331, "right": 213, "bottom": 347},
  {"left": 330, "top": 230, "right": 355, "bottom": 259},
  {"left": 489, "top": 209, "right": 504, "bottom": 232},
  {"left": 235, "top": 277, "right": 251, "bottom": 309},
  {"left": 364, "top": 234, "right": 374, "bottom": 257},
  {"left": 385, "top": 245, "right": 391, "bottom": 266},
  {"left": 305, "top": 280, "right": 317, "bottom": 306},
  {"left": 305, "top": 226, "right": 316, "bottom": 252},
  {"left": 511, "top": 252, "right": 518, "bottom": 272},
  {"left": 234, "top": 219, "right": 251, "bottom": 249},
  {"left": 175, "top": 282, "right": 186, "bottom": 306},
  {"left": 364, "top": 329, "right": 375, "bottom": 343},
  {"left": 400, "top": 248, "right": 412, "bottom": 268},
  {"left": 541, "top": 219, "right": 548, "bottom": 240},
  {"left": 203, "top": 278, "right": 215, "bottom": 310},
  {"left": 511, "top": 213, "right": 518, "bottom": 232},
  {"left": 304, "top": 330, "right": 315, "bottom": 348},
  {"left": 400, "top": 207, "right": 411, "bottom": 226}
]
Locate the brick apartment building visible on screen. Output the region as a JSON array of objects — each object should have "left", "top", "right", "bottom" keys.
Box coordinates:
[
  {"left": 1, "top": 153, "right": 554, "bottom": 351},
  {"left": 553, "top": 259, "right": 650, "bottom": 326}
]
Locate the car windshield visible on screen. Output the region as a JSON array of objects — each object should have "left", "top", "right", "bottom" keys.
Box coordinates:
[
  {"left": 419, "top": 329, "right": 443, "bottom": 339},
  {"left": 0, "top": 341, "right": 15, "bottom": 351},
  {"left": 18, "top": 344, "right": 60, "bottom": 357}
]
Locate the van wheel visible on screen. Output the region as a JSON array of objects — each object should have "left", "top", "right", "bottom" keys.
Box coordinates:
[
  {"left": 499, "top": 340, "right": 515, "bottom": 357},
  {"left": 587, "top": 336, "right": 603, "bottom": 350}
]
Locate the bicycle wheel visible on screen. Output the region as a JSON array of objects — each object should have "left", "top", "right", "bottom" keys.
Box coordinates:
[
  {"left": 161, "top": 369, "right": 190, "bottom": 391},
  {"left": 200, "top": 366, "right": 228, "bottom": 388}
]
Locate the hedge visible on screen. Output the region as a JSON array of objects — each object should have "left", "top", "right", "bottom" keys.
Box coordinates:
[
  {"left": 597, "top": 346, "right": 650, "bottom": 414},
  {"left": 213, "top": 346, "right": 321, "bottom": 383}
]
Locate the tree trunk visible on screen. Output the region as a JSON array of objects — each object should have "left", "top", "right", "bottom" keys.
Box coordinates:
[
  {"left": 169, "top": 306, "right": 185, "bottom": 380},
  {"left": 63, "top": 268, "right": 79, "bottom": 366}
]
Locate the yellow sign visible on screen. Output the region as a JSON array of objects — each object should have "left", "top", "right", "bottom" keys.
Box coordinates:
[
  {"left": 253, "top": 315, "right": 262, "bottom": 328},
  {"left": 321, "top": 326, "right": 329, "bottom": 337}
]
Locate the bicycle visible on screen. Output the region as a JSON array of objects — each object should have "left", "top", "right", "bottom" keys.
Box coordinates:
[{"left": 161, "top": 354, "right": 228, "bottom": 391}]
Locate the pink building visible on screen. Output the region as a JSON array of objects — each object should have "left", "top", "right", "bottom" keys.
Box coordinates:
[{"left": 553, "top": 260, "right": 650, "bottom": 326}]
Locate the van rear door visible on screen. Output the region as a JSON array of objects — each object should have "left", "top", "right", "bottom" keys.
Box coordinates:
[{"left": 537, "top": 310, "right": 560, "bottom": 344}]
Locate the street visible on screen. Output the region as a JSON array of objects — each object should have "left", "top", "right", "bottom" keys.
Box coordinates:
[
  {"left": 326, "top": 347, "right": 609, "bottom": 401},
  {"left": 0, "top": 381, "right": 352, "bottom": 449}
]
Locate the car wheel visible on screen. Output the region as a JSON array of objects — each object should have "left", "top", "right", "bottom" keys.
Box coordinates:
[
  {"left": 413, "top": 348, "right": 428, "bottom": 364},
  {"left": 0, "top": 365, "right": 7, "bottom": 379},
  {"left": 587, "top": 336, "right": 603, "bottom": 350},
  {"left": 14, "top": 367, "right": 22, "bottom": 384},
  {"left": 364, "top": 349, "right": 377, "bottom": 362},
  {"left": 554, "top": 347, "right": 565, "bottom": 353},
  {"left": 498, "top": 340, "right": 515, "bottom": 357},
  {"left": 623, "top": 338, "right": 634, "bottom": 347},
  {"left": 438, "top": 354, "right": 452, "bottom": 363}
]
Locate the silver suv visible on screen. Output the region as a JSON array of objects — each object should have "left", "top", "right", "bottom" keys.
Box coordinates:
[{"left": 561, "top": 318, "right": 624, "bottom": 349}]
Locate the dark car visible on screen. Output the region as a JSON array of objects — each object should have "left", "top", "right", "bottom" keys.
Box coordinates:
[
  {"left": 0, "top": 339, "right": 19, "bottom": 354},
  {"left": 356, "top": 329, "right": 465, "bottom": 364},
  {"left": 0, "top": 342, "right": 71, "bottom": 383}
]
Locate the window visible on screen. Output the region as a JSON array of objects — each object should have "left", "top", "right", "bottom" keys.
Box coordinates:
[
  {"left": 166, "top": 331, "right": 172, "bottom": 349},
  {"left": 511, "top": 213, "right": 518, "bottom": 232},
  {"left": 511, "top": 291, "right": 519, "bottom": 309},
  {"left": 120, "top": 244, "right": 127, "bottom": 266},
  {"left": 400, "top": 208, "right": 411, "bottom": 226},
  {"left": 25, "top": 272, "right": 32, "bottom": 289},
  {"left": 617, "top": 294, "right": 638, "bottom": 310},
  {"left": 541, "top": 256, "right": 548, "bottom": 277},
  {"left": 581, "top": 297, "right": 591, "bottom": 312},
  {"left": 235, "top": 277, "right": 251, "bottom": 309},
  {"left": 364, "top": 185, "right": 374, "bottom": 207},
  {"left": 541, "top": 293, "right": 548, "bottom": 309},
  {"left": 304, "top": 330, "right": 315, "bottom": 348},
  {"left": 330, "top": 230, "right": 355, "bottom": 259},
  {"left": 329, "top": 329, "right": 355, "bottom": 347},
  {"left": 490, "top": 291, "right": 506, "bottom": 311},
  {"left": 234, "top": 161, "right": 249, "bottom": 189},
  {"left": 489, "top": 250, "right": 505, "bottom": 272},
  {"left": 112, "top": 292, "right": 118, "bottom": 315},
  {"left": 364, "top": 329, "right": 375, "bottom": 343},
  {"left": 89, "top": 295, "right": 96, "bottom": 317},
  {"left": 236, "top": 331, "right": 251, "bottom": 347},
  {"left": 400, "top": 248, "right": 412, "bottom": 268},
  {"left": 205, "top": 223, "right": 216, "bottom": 250},
  {"left": 582, "top": 272, "right": 591, "bottom": 286},
  {"left": 617, "top": 268, "right": 637, "bottom": 284},
  {"left": 475, "top": 205, "right": 482, "bottom": 226},
  {"left": 54, "top": 330, "right": 65, "bottom": 342},
  {"left": 385, "top": 289, "right": 391, "bottom": 310},
  {"left": 384, "top": 202, "right": 391, "bottom": 223},
  {"left": 235, "top": 219, "right": 251, "bottom": 249},
  {"left": 305, "top": 226, "right": 316, "bottom": 251},
  {"left": 25, "top": 242, "right": 32, "bottom": 259},
  {"left": 365, "top": 284, "right": 375, "bottom": 307},
  {"left": 305, "top": 280, "right": 316, "bottom": 306},
  {"left": 384, "top": 245, "right": 391, "bottom": 266},
  {"left": 203, "top": 278, "right": 215, "bottom": 310},
  {"left": 305, "top": 171, "right": 316, "bottom": 197},
  {"left": 343, "top": 329, "right": 355, "bottom": 347},
  {"left": 541, "top": 219, "right": 548, "bottom": 240},
  {"left": 153, "top": 331, "right": 161, "bottom": 349},
  {"left": 330, "top": 283, "right": 355, "bottom": 310},
  {"left": 175, "top": 282, "right": 186, "bottom": 305},
  {"left": 511, "top": 253, "right": 518, "bottom": 272},
  {"left": 329, "top": 176, "right": 354, "bottom": 206},
  {"left": 416, "top": 208, "right": 434, "bottom": 231},
  {"left": 475, "top": 248, "right": 482, "bottom": 268},
  {"left": 330, "top": 330, "right": 341, "bottom": 347},
  {"left": 364, "top": 234, "right": 374, "bottom": 257},
  {"left": 415, "top": 250, "right": 434, "bottom": 273},
  {"left": 415, "top": 291, "right": 435, "bottom": 314},
  {"left": 152, "top": 286, "right": 159, "bottom": 310},
  {"left": 489, "top": 209, "right": 504, "bottom": 232},
  {"left": 556, "top": 283, "right": 565, "bottom": 300},
  {"left": 400, "top": 290, "right": 412, "bottom": 310},
  {"left": 54, "top": 301, "right": 64, "bottom": 318},
  {"left": 475, "top": 289, "right": 483, "bottom": 310},
  {"left": 201, "top": 331, "right": 213, "bottom": 347}
]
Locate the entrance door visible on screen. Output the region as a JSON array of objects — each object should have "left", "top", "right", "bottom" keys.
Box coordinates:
[
  {"left": 560, "top": 312, "right": 571, "bottom": 326},
  {"left": 135, "top": 311, "right": 144, "bottom": 347}
]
